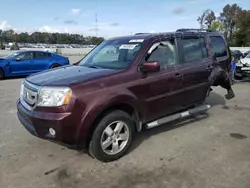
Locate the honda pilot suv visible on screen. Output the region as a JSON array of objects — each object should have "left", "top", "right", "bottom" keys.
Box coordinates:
[{"left": 16, "top": 29, "right": 232, "bottom": 162}]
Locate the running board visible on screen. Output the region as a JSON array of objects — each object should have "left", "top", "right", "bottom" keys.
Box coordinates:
[{"left": 146, "top": 104, "right": 211, "bottom": 129}]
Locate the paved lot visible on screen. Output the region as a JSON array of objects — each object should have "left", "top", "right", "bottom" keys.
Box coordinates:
[{"left": 0, "top": 77, "right": 250, "bottom": 188}]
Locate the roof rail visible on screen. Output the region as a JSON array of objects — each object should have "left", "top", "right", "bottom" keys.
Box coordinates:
[
  {"left": 176, "top": 28, "right": 212, "bottom": 32},
  {"left": 134, "top": 33, "right": 152, "bottom": 35}
]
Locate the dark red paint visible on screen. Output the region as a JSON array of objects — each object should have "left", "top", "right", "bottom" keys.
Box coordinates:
[{"left": 16, "top": 31, "right": 231, "bottom": 150}]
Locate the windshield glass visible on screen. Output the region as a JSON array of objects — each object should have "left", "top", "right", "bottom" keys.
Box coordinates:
[
  {"left": 246, "top": 53, "right": 250, "bottom": 58},
  {"left": 79, "top": 38, "right": 144, "bottom": 70},
  {"left": 5, "top": 52, "right": 19, "bottom": 59}
]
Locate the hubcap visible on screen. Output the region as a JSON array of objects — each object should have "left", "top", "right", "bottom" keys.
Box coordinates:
[{"left": 101, "top": 121, "right": 130, "bottom": 155}]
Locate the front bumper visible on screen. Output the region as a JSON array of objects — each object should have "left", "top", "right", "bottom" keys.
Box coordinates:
[
  {"left": 16, "top": 99, "right": 79, "bottom": 149},
  {"left": 235, "top": 64, "right": 250, "bottom": 78}
]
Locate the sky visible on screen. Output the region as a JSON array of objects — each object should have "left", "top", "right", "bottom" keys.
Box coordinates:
[{"left": 0, "top": 0, "right": 249, "bottom": 38}]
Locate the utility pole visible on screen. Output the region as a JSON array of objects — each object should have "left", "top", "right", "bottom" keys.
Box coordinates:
[{"left": 94, "top": 0, "right": 98, "bottom": 37}]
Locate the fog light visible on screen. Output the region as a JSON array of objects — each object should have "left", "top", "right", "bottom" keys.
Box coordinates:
[{"left": 49, "top": 128, "right": 56, "bottom": 136}]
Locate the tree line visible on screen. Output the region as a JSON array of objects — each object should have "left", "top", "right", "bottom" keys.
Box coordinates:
[
  {"left": 197, "top": 3, "right": 250, "bottom": 47},
  {"left": 1, "top": 4, "right": 249, "bottom": 47},
  {"left": 0, "top": 29, "right": 104, "bottom": 45}
]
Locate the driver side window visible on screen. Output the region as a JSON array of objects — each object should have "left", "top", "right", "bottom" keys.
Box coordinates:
[
  {"left": 145, "top": 39, "right": 177, "bottom": 69},
  {"left": 16, "top": 52, "right": 33, "bottom": 60}
]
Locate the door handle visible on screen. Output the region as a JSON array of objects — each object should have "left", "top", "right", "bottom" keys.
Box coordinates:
[
  {"left": 206, "top": 65, "right": 213, "bottom": 70},
  {"left": 175, "top": 72, "right": 182, "bottom": 77}
]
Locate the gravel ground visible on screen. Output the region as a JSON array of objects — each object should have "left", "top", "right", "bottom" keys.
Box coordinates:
[{"left": 0, "top": 71, "right": 250, "bottom": 188}]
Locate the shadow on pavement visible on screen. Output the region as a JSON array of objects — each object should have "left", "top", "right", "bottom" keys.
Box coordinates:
[{"left": 128, "top": 92, "right": 226, "bottom": 155}]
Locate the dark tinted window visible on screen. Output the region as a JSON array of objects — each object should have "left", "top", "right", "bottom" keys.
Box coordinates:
[
  {"left": 34, "top": 52, "right": 50, "bottom": 59},
  {"left": 210, "top": 36, "right": 227, "bottom": 57},
  {"left": 146, "top": 39, "right": 177, "bottom": 69},
  {"left": 180, "top": 38, "right": 208, "bottom": 63}
]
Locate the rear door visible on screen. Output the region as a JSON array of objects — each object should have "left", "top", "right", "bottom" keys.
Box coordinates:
[
  {"left": 136, "top": 37, "right": 184, "bottom": 121},
  {"left": 209, "top": 35, "right": 231, "bottom": 74},
  {"left": 175, "top": 35, "right": 212, "bottom": 106},
  {"left": 30, "top": 52, "right": 51, "bottom": 73}
]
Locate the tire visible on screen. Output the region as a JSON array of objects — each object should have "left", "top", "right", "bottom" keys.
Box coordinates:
[
  {"left": 0, "top": 69, "right": 4, "bottom": 80},
  {"left": 89, "top": 110, "right": 135, "bottom": 162},
  {"left": 50, "top": 64, "right": 60, "bottom": 69},
  {"left": 234, "top": 72, "right": 243, "bottom": 80}
]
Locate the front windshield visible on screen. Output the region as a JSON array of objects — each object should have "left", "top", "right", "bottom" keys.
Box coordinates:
[
  {"left": 79, "top": 38, "right": 144, "bottom": 70},
  {"left": 6, "top": 52, "right": 19, "bottom": 59}
]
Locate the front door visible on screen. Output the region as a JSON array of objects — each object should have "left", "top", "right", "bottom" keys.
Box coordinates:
[
  {"left": 176, "top": 36, "right": 212, "bottom": 106},
  {"left": 8, "top": 52, "right": 34, "bottom": 76},
  {"left": 136, "top": 37, "right": 184, "bottom": 122}
]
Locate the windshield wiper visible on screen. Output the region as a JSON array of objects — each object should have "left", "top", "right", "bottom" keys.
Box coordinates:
[{"left": 88, "top": 65, "right": 102, "bottom": 69}]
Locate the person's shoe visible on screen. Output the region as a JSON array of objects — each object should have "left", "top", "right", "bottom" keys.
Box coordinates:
[{"left": 225, "top": 88, "right": 235, "bottom": 100}]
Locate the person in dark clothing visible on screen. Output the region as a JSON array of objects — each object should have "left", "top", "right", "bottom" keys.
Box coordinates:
[{"left": 209, "top": 65, "right": 235, "bottom": 100}]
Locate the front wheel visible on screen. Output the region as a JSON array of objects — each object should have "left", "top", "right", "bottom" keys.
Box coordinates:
[
  {"left": 89, "top": 110, "right": 135, "bottom": 162},
  {"left": 50, "top": 64, "right": 60, "bottom": 69}
]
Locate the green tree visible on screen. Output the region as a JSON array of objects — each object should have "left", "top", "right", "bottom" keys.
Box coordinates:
[
  {"left": 219, "top": 4, "right": 242, "bottom": 44},
  {"left": 210, "top": 20, "right": 225, "bottom": 32},
  {"left": 234, "top": 10, "right": 250, "bottom": 46},
  {"left": 197, "top": 9, "right": 210, "bottom": 29},
  {"left": 205, "top": 10, "right": 216, "bottom": 29}
]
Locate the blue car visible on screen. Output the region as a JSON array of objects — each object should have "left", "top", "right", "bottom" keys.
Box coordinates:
[{"left": 0, "top": 50, "right": 70, "bottom": 80}]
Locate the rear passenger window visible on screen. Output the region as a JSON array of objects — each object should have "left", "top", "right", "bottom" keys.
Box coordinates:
[
  {"left": 34, "top": 52, "right": 50, "bottom": 59},
  {"left": 210, "top": 36, "right": 227, "bottom": 57},
  {"left": 180, "top": 38, "right": 208, "bottom": 63}
]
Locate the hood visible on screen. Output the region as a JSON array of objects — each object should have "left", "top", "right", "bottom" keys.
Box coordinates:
[
  {"left": 26, "top": 65, "right": 119, "bottom": 86},
  {"left": 0, "top": 58, "right": 6, "bottom": 61},
  {"left": 240, "top": 58, "right": 250, "bottom": 65}
]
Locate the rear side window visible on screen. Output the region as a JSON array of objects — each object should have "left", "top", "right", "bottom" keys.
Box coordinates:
[
  {"left": 180, "top": 37, "right": 208, "bottom": 63},
  {"left": 34, "top": 52, "right": 50, "bottom": 59},
  {"left": 210, "top": 36, "right": 227, "bottom": 57}
]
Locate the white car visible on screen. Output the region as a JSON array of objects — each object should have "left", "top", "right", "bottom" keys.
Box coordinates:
[{"left": 234, "top": 53, "right": 250, "bottom": 79}]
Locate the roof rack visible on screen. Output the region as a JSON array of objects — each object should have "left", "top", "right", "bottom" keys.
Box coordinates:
[
  {"left": 134, "top": 33, "right": 152, "bottom": 35},
  {"left": 176, "top": 28, "right": 212, "bottom": 32}
]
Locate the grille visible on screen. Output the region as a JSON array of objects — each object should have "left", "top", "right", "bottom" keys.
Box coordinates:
[{"left": 20, "top": 80, "right": 40, "bottom": 109}]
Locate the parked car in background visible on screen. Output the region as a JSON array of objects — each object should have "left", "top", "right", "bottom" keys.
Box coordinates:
[
  {"left": 231, "top": 50, "right": 243, "bottom": 60},
  {"left": 0, "top": 50, "right": 70, "bottom": 80},
  {"left": 234, "top": 52, "right": 250, "bottom": 79},
  {"left": 17, "top": 29, "right": 232, "bottom": 162},
  {"left": 242, "top": 50, "right": 250, "bottom": 58}
]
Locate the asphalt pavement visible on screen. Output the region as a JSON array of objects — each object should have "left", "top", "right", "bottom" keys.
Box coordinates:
[{"left": 0, "top": 73, "right": 250, "bottom": 188}]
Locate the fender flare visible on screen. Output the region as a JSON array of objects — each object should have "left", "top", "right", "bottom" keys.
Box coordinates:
[{"left": 76, "top": 92, "right": 145, "bottom": 148}]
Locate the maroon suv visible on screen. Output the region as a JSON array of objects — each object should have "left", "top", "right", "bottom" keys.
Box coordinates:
[{"left": 16, "top": 29, "right": 232, "bottom": 162}]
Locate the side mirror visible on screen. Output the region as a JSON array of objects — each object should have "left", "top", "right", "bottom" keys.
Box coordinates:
[
  {"left": 15, "top": 57, "right": 21, "bottom": 61},
  {"left": 141, "top": 61, "right": 160, "bottom": 73}
]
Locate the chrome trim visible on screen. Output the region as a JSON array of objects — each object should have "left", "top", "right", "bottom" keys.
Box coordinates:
[{"left": 20, "top": 80, "right": 41, "bottom": 110}]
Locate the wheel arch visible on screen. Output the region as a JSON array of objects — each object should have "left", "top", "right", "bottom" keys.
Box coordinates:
[{"left": 83, "top": 101, "right": 142, "bottom": 150}]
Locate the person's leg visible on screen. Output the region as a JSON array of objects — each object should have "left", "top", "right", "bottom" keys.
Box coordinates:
[{"left": 220, "top": 71, "right": 235, "bottom": 100}]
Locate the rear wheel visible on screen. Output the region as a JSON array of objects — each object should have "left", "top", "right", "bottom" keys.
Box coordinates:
[
  {"left": 0, "top": 69, "right": 4, "bottom": 80},
  {"left": 89, "top": 110, "right": 135, "bottom": 162},
  {"left": 50, "top": 64, "right": 60, "bottom": 69}
]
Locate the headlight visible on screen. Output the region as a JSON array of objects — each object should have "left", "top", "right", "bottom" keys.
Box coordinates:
[
  {"left": 236, "top": 62, "right": 243, "bottom": 67},
  {"left": 37, "top": 87, "right": 72, "bottom": 107}
]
